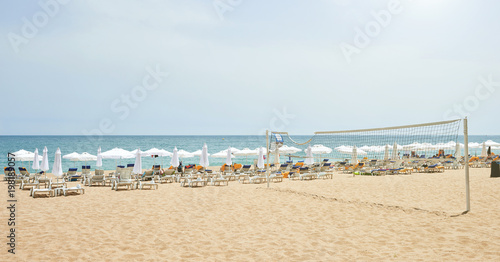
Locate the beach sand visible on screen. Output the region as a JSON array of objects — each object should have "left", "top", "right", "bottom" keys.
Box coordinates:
[{"left": 1, "top": 168, "right": 500, "bottom": 261}]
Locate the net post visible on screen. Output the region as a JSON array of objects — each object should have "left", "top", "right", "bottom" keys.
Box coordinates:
[
  {"left": 464, "top": 117, "right": 470, "bottom": 212},
  {"left": 266, "top": 130, "right": 270, "bottom": 188}
]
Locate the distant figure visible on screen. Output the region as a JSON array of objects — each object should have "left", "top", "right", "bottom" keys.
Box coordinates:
[{"left": 178, "top": 161, "right": 183, "bottom": 173}]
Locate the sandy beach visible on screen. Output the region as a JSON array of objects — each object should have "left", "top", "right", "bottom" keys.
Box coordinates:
[{"left": 2, "top": 168, "right": 500, "bottom": 261}]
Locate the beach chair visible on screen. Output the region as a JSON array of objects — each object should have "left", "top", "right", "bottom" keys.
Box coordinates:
[
  {"left": 59, "top": 184, "right": 85, "bottom": 196},
  {"left": 180, "top": 177, "right": 206, "bottom": 187},
  {"left": 158, "top": 169, "right": 176, "bottom": 183},
  {"left": 142, "top": 170, "right": 154, "bottom": 181},
  {"left": 248, "top": 170, "right": 267, "bottom": 184},
  {"left": 88, "top": 171, "right": 106, "bottom": 187},
  {"left": 126, "top": 164, "right": 135, "bottom": 172},
  {"left": 211, "top": 174, "right": 229, "bottom": 186},
  {"left": 18, "top": 167, "right": 34, "bottom": 181},
  {"left": 4, "top": 167, "right": 16, "bottom": 181},
  {"left": 278, "top": 164, "right": 289, "bottom": 172},
  {"left": 112, "top": 169, "right": 135, "bottom": 191},
  {"left": 50, "top": 177, "right": 67, "bottom": 189},
  {"left": 65, "top": 168, "right": 80, "bottom": 182},
  {"left": 268, "top": 172, "right": 283, "bottom": 183},
  {"left": 19, "top": 177, "right": 40, "bottom": 190},
  {"left": 31, "top": 183, "right": 55, "bottom": 198},
  {"left": 298, "top": 167, "right": 315, "bottom": 180},
  {"left": 138, "top": 176, "right": 158, "bottom": 190}
]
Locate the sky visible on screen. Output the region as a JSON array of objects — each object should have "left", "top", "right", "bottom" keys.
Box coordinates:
[{"left": 1, "top": 0, "right": 499, "bottom": 136}]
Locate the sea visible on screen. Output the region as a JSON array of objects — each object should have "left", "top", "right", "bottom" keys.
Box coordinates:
[{"left": 1, "top": 135, "right": 499, "bottom": 173}]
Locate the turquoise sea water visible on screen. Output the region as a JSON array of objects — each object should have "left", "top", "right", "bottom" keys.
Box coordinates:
[{"left": 1, "top": 135, "right": 499, "bottom": 173}]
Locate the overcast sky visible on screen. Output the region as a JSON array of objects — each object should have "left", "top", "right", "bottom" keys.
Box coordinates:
[{"left": 1, "top": 0, "right": 499, "bottom": 135}]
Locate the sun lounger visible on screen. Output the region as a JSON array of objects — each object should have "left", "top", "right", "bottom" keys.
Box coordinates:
[
  {"left": 211, "top": 174, "right": 229, "bottom": 186},
  {"left": 268, "top": 172, "right": 283, "bottom": 183},
  {"left": 65, "top": 168, "right": 80, "bottom": 182},
  {"left": 31, "top": 183, "right": 54, "bottom": 198},
  {"left": 112, "top": 169, "right": 135, "bottom": 190},
  {"left": 138, "top": 177, "right": 158, "bottom": 190},
  {"left": 88, "top": 171, "right": 106, "bottom": 186},
  {"left": 19, "top": 178, "right": 39, "bottom": 190},
  {"left": 58, "top": 184, "right": 85, "bottom": 196},
  {"left": 158, "top": 169, "right": 175, "bottom": 183}
]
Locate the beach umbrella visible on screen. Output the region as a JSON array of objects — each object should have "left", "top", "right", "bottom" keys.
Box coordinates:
[
  {"left": 305, "top": 146, "right": 314, "bottom": 165},
  {"left": 480, "top": 142, "right": 487, "bottom": 157},
  {"left": 257, "top": 147, "right": 265, "bottom": 169},
  {"left": 12, "top": 149, "right": 32, "bottom": 157},
  {"left": 335, "top": 145, "right": 367, "bottom": 155},
  {"left": 143, "top": 148, "right": 172, "bottom": 157},
  {"left": 311, "top": 145, "right": 332, "bottom": 154},
  {"left": 487, "top": 146, "right": 491, "bottom": 156},
  {"left": 40, "top": 147, "right": 49, "bottom": 175},
  {"left": 468, "top": 142, "right": 481, "bottom": 148},
  {"left": 132, "top": 149, "right": 142, "bottom": 175},
  {"left": 233, "top": 148, "right": 258, "bottom": 156},
  {"left": 79, "top": 152, "right": 97, "bottom": 161},
  {"left": 226, "top": 147, "right": 233, "bottom": 166},
  {"left": 392, "top": 142, "right": 398, "bottom": 159},
  {"left": 52, "top": 148, "right": 63, "bottom": 177},
  {"left": 311, "top": 144, "right": 332, "bottom": 163},
  {"left": 384, "top": 145, "right": 390, "bottom": 160},
  {"left": 352, "top": 146, "right": 358, "bottom": 164},
  {"left": 170, "top": 147, "right": 180, "bottom": 167},
  {"left": 63, "top": 152, "right": 81, "bottom": 168},
  {"left": 212, "top": 150, "right": 234, "bottom": 158},
  {"left": 484, "top": 140, "right": 500, "bottom": 147},
  {"left": 101, "top": 148, "right": 134, "bottom": 166},
  {"left": 199, "top": 144, "right": 210, "bottom": 168},
  {"left": 101, "top": 148, "right": 134, "bottom": 159},
  {"left": 455, "top": 142, "right": 462, "bottom": 159},
  {"left": 32, "top": 148, "right": 40, "bottom": 172},
  {"left": 278, "top": 145, "right": 301, "bottom": 154},
  {"left": 176, "top": 150, "right": 194, "bottom": 159},
  {"left": 233, "top": 148, "right": 258, "bottom": 164}
]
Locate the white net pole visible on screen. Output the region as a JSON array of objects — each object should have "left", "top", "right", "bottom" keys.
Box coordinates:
[{"left": 464, "top": 117, "right": 470, "bottom": 212}]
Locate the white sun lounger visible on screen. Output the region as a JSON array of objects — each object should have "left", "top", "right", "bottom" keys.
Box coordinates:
[
  {"left": 58, "top": 184, "right": 85, "bottom": 196},
  {"left": 31, "top": 184, "right": 54, "bottom": 198}
]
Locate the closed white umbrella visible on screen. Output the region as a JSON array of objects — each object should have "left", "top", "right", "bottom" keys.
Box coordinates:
[
  {"left": 40, "top": 147, "right": 49, "bottom": 173},
  {"left": 170, "top": 147, "right": 180, "bottom": 167},
  {"left": 480, "top": 142, "right": 487, "bottom": 157},
  {"left": 384, "top": 145, "right": 390, "bottom": 160},
  {"left": 133, "top": 149, "right": 143, "bottom": 175},
  {"left": 226, "top": 147, "right": 233, "bottom": 166},
  {"left": 96, "top": 147, "right": 103, "bottom": 168},
  {"left": 352, "top": 146, "right": 358, "bottom": 164},
  {"left": 257, "top": 147, "right": 265, "bottom": 169},
  {"left": 199, "top": 144, "right": 210, "bottom": 168},
  {"left": 455, "top": 142, "right": 462, "bottom": 159},
  {"left": 392, "top": 142, "right": 398, "bottom": 159},
  {"left": 32, "top": 148, "right": 40, "bottom": 171},
  {"left": 305, "top": 146, "right": 314, "bottom": 165},
  {"left": 52, "top": 148, "right": 63, "bottom": 177}
]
